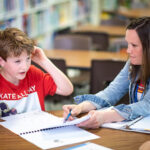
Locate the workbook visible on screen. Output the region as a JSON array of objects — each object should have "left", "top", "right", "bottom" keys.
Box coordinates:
[
  {"left": 0, "top": 111, "right": 99, "bottom": 149},
  {"left": 102, "top": 115, "right": 150, "bottom": 134}
]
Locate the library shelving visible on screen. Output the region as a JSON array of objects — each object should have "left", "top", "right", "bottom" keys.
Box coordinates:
[{"left": 0, "top": 0, "right": 93, "bottom": 49}]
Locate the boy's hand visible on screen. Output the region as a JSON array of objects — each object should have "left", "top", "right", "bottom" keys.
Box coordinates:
[{"left": 31, "top": 46, "right": 47, "bottom": 64}]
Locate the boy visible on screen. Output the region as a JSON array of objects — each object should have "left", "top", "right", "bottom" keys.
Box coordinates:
[{"left": 0, "top": 28, "right": 73, "bottom": 117}]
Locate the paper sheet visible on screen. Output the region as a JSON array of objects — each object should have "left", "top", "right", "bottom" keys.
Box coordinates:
[
  {"left": 21, "top": 126, "right": 99, "bottom": 149},
  {"left": 130, "top": 116, "right": 150, "bottom": 131},
  {"left": 0, "top": 110, "right": 90, "bottom": 134},
  {"left": 63, "top": 142, "right": 112, "bottom": 150},
  {"left": 102, "top": 115, "right": 150, "bottom": 134},
  {"left": 0, "top": 111, "right": 99, "bottom": 149}
]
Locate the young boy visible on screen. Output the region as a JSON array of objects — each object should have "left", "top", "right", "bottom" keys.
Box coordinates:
[{"left": 0, "top": 28, "right": 73, "bottom": 117}]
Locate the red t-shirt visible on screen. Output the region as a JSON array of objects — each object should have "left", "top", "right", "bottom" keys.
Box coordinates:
[{"left": 0, "top": 65, "right": 56, "bottom": 114}]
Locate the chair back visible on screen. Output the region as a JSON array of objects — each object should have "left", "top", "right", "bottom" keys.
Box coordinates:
[
  {"left": 90, "top": 59, "right": 128, "bottom": 104},
  {"left": 101, "top": 17, "right": 128, "bottom": 26},
  {"left": 54, "top": 34, "right": 92, "bottom": 50},
  {"left": 74, "top": 32, "right": 109, "bottom": 50},
  {"left": 90, "top": 60, "right": 125, "bottom": 93}
]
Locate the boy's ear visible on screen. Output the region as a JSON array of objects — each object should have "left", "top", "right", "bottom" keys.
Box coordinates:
[{"left": 0, "top": 57, "right": 5, "bottom": 67}]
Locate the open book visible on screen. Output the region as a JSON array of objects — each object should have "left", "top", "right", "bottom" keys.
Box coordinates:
[
  {"left": 0, "top": 111, "right": 99, "bottom": 149},
  {"left": 102, "top": 115, "right": 150, "bottom": 134}
]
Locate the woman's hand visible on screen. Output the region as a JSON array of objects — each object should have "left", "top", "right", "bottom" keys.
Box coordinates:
[
  {"left": 63, "top": 104, "right": 82, "bottom": 121},
  {"left": 77, "top": 108, "right": 125, "bottom": 129},
  {"left": 77, "top": 110, "right": 104, "bottom": 129},
  {"left": 63, "top": 101, "right": 96, "bottom": 121}
]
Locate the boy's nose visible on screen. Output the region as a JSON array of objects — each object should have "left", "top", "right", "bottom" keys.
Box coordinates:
[{"left": 21, "top": 62, "right": 30, "bottom": 70}]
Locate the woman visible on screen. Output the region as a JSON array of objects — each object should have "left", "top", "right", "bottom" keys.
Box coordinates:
[{"left": 63, "top": 17, "right": 150, "bottom": 129}]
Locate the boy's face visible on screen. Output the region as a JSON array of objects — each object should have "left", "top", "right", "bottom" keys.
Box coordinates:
[{"left": 0, "top": 51, "right": 31, "bottom": 85}]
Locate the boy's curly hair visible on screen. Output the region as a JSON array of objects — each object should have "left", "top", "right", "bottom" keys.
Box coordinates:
[{"left": 0, "top": 28, "right": 34, "bottom": 61}]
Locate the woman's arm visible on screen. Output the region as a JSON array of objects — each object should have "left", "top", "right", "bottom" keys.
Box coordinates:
[{"left": 114, "top": 87, "right": 150, "bottom": 120}]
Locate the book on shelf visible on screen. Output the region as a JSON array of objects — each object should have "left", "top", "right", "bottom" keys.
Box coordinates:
[
  {"left": 58, "top": 2, "right": 70, "bottom": 25},
  {"left": 0, "top": 0, "right": 4, "bottom": 14}
]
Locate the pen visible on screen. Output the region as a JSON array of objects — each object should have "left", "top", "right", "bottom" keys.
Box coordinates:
[
  {"left": 125, "top": 116, "right": 143, "bottom": 129},
  {"left": 144, "top": 129, "right": 150, "bottom": 131},
  {"left": 64, "top": 110, "right": 72, "bottom": 123}
]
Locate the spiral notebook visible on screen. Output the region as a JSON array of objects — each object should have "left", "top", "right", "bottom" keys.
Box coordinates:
[{"left": 0, "top": 111, "right": 99, "bottom": 149}]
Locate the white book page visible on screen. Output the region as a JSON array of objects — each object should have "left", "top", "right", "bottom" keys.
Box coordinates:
[
  {"left": 0, "top": 110, "right": 90, "bottom": 135},
  {"left": 101, "top": 116, "right": 143, "bottom": 129},
  {"left": 0, "top": 111, "right": 99, "bottom": 149},
  {"left": 102, "top": 120, "right": 134, "bottom": 129},
  {"left": 21, "top": 126, "right": 99, "bottom": 149},
  {"left": 130, "top": 115, "right": 150, "bottom": 131}
]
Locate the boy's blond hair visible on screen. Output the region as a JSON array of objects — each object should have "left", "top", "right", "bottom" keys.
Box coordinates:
[{"left": 0, "top": 28, "right": 34, "bottom": 61}]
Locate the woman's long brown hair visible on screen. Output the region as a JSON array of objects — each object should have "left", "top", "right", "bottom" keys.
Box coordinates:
[{"left": 126, "top": 17, "right": 150, "bottom": 89}]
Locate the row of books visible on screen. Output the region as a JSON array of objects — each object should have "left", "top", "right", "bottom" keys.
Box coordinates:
[
  {"left": 19, "top": 0, "right": 43, "bottom": 11},
  {"left": 0, "top": 0, "right": 91, "bottom": 13},
  {"left": 0, "top": 0, "right": 16, "bottom": 14},
  {"left": 23, "top": 3, "right": 72, "bottom": 38},
  {"left": 0, "top": 4, "right": 71, "bottom": 34},
  {"left": 0, "top": 18, "right": 20, "bottom": 30},
  {"left": 0, "top": 0, "right": 45, "bottom": 13},
  {"left": 0, "top": 0, "right": 91, "bottom": 33},
  {"left": 0, "top": 0, "right": 92, "bottom": 49}
]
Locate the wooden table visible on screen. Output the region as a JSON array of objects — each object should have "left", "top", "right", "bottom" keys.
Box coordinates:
[
  {"left": 118, "top": 8, "right": 150, "bottom": 18},
  {"left": 0, "top": 110, "right": 150, "bottom": 150},
  {"left": 44, "top": 49, "right": 128, "bottom": 69},
  {"left": 72, "top": 24, "right": 126, "bottom": 37}
]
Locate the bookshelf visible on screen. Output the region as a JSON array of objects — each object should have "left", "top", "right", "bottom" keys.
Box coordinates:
[
  {"left": 0, "top": 0, "right": 93, "bottom": 49},
  {"left": 100, "top": 0, "right": 150, "bottom": 26}
]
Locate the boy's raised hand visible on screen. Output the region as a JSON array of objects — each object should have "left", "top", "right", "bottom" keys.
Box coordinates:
[{"left": 31, "top": 46, "right": 47, "bottom": 64}]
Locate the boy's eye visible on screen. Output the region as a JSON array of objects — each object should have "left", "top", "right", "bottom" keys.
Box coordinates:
[
  {"left": 27, "top": 57, "right": 31, "bottom": 61},
  {"left": 15, "top": 60, "right": 21, "bottom": 63}
]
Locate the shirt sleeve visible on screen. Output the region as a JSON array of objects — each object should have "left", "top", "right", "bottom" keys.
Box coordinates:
[
  {"left": 114, "top": 87, "right": 150, "bottom": 120},
  {"left": 43, "top": 73, "right": 57, "bottom": 96},
  {"left": 29, "top": 65, "right": 57, "bottom": 96}
]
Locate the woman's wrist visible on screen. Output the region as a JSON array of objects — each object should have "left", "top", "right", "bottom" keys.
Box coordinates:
[
  {"left": 79, "top": 101, "right": 96, "bottom": 113},
  {"left": 101, "top": 109, "right": 125, "bottom": 123}
]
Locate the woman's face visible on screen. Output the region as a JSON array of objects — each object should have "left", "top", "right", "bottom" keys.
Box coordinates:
[{"left": 125, "top": 29, "right": 143, "bottom": 65}]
